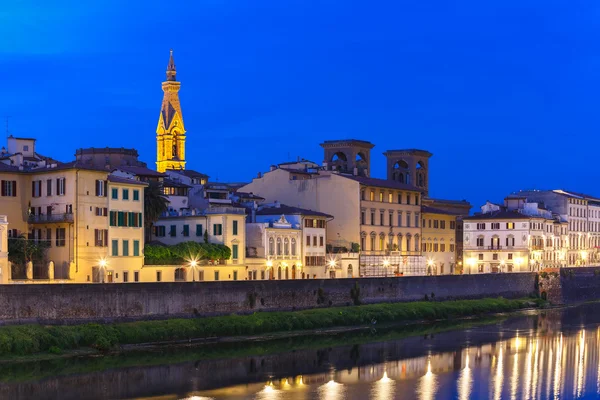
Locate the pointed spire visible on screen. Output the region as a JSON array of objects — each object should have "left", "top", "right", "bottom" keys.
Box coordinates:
[{"left": 166, "top": 49, "right": 176, "bottom": 81}]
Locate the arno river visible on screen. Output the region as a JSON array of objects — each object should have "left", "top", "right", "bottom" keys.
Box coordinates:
[{"left": 2, "top": 304, "right": 600, "bottom": 399}]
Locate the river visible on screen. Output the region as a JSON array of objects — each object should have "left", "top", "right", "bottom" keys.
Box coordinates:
[{"left": 2, "top": 303, "right": 600, "bottom": 399}]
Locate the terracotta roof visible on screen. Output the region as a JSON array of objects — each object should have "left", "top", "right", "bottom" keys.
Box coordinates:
[
  {"left": 340, "top": 174, "right": 423, "bottom": 192},
  {"left": 421, "top": 206, "right": 460, "bottom": 216},
  {"left": 115, "top": 166, "right": 166, "bottom": 177},
  {"left": 107, "top": 176, "right": 148, "bottom": 186},
  {"left": 463, "top": 210, "right": 531, "bottom": 221},
  {"left": 257, "top": 204, "right": 333, "bottom": 218}
]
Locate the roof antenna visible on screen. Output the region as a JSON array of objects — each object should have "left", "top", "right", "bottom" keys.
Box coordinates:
[{"left": 4, "top": 116, "right": 11, "bottom": 139}]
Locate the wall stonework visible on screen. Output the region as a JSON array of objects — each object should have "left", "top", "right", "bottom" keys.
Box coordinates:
[
  {"left": 0, "top": 273, "right": 536, "bottom": 324},
  {"left": 538, "top": 267, "right": 600, "bottom": 304}
]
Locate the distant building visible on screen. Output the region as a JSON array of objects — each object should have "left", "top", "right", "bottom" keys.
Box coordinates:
[{"left": 421, "top": 206, "right": 459, "bottom": 275}]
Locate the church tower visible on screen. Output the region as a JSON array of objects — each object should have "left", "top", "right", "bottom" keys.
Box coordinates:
[{"left": 156, "top": 50, "right": 186, "bottom": 172}]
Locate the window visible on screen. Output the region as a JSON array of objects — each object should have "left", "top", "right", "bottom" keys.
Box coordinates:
[
  {"left": 379, "top": 192, "right": 383, "bottom": 202},
  {"left": 492, "top": 254, "right": 498, "bottom": 261},
  {"left": 313, "top": 236, "right": 317, "bottom": 246},
  {"left": 213, "top": 224, "right": 223, "bottom": 235},
  {"left": 154, "top": 226, "right": 166, "bottom": 237},
  {"left": 55, "top": 228, "right": 66, "bottom": 247},
  {"left": 133, "top": 240, "right": 140, "bottom": 256},
  {"left": 397, "top": 193, "right": 402, "bottom": 204},
  {"left": 433, "top": 243, "right": 438, "bottom": 252},
  {"left": 45, "top": 228, "right": 51, "bottom": 245},
  {"left": 406, "top": 213, "right": 411, "bottom": 227},
  {"left": 233, "top": 220, "right": 238, "bottom": 235},
  {"left": 491, "top": 223, "right": 500, "bottom": 230},
  {"left": 389, "top": 212, "right": 393, "bottom": 226},
  {"left": 170, "top": 225, "right": 176, "bottom": 237},
  {"left": 134, "top": 271, "right": 139, "bottom": 282},
  {"left": 196, "top": 224, "right": 203, "bottom": 236},
  {"left": 379, "top": 236, "right": 384, "bottom": 250},
  {"left": 45, "top": 179, "right": 52, "bottom": 196},
  {"left": 361, "top": 190, "right": 365, "bottom": 200},
  {"left": 380, "top": 212, "right": 384, "bottom": 226},
  {"left": 398, "top": 213, "right": 403, "bottom": 227},
  {"left": 440, "top": 244, "right": 446, "bottom": 252},
  {"left": 133, "top": 190, "right": 139, "bottom": 201},
  {"left": 370, "top": 236, "right": 375, "bottom": 250},
  {"left": 0, "top": 180, "right": 16, "bottom": 197},
  {"left": 476, "top": 237, "right": 484, "bottom": 247},
  {"left": 415, "top": 214, "right": 419, "bottom": 227},
  {"left": 306, "top": 235, "right": 310, "bottom": 247},
  {"left": 440, "top": 220, "right": 446, "bottom": 229},
  {"left": 232, "top": 244, "right": 239, "bottom": 260},
  {"left": 156, "top": 271, "right": 162, "bottom": 282},
  {"left": 183, "top": 225, "right": 190, "bottom": 237},
  {"left": 507, "top": 222, "right": 514, "bottom": 229},
  {"left": 94, "top": 229, "right": 108, "bottom": 247},
  {"left": 450, "top": 221, "right": 456, "bottom": 229},
  {"left": 233, "top": 271, "right": 238, "bottom": 281},
  {"left": 122, "top": 189, "right": 129, "bottom": 200},
  {"left": 112, "top": 239, "right": 118, "bottom": 256},
  {"left": 508, "top": 253, "right": 513, "bottom": 260},
  {"left": 415, "top": 195, "right": 419, "bottom": 205},
  {"left": 95, "top": 207, "right": 107, "bottom": 216},
  {"left": 319, "top": 236, "right": 324, "bottom": 246},
  {"left": 450, "top": 244, "right": 455, "bottom": 252},
  {"left": 95, "top": 180, "right": 107, "bottom": 197},
  {"left": 123, "top": 271, "right": 129, "bottom": 282},
  {"left": 111, "top": 188, "right": 118, "bottom": 199},
  {"left": 122, "top": 240, "right": 129, "bottom": 256},
  {"left": 478, "top": 265, "right": 484, "bottom": 273},
  {"left": 361, "top": 211, "right": 366, "bottom": 225},
  {"left": 32, "top": 180, "right": 42, "bottom": 197},
  {"left": 214, "top": 271, "right": 219, "bottom": 281},
  {"left": 477, "top": 223, "right": 485, "bottom": 230},
  {"left": 434, "top": 220, "right": 439, "bottom": 229},
  {"left": 407, "top": 194, "right": 411, "bottom": 205},
  {"left": 291, "top": 238, "right": 297, "bottom": 255},
  {"left": 57, "top": 178, "right": 66, "bottom": 196},
  {"left": 388, "top": 193, "right": 393, "bottom": 203},
  {"left": 199, "top": 270, "right": 205, "bottom": 281},
  {"left": 478, "top": 253, "right": 484, "bottom": 261},
  {"left": 370, "top": 191, "right": 374, "bottom": 201}
]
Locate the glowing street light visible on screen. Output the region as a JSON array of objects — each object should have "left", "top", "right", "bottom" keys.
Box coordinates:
[
  {"left": 466, "top": 257, "right": 475, "bottom": 274},
  {"left": 383, "top": 259, "right": 390, "bottom": 268},
  {"left": 189, "top": 258, "right": 198, "bottom": 281},
  {"left": 98, "top": 258, "right": 107, "bottom": 283}
]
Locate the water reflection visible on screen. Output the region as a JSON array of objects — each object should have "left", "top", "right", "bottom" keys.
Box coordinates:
[{"left": 7, "top": 305, "right": 600, "bottom": 399}]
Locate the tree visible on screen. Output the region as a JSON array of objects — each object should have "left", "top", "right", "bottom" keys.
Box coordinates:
[
  {"left": 144, "top": 181, "right": 169, "bottom": 242},
  {"left": 7, "top": 235, "right": 49, "bottom": 265}
]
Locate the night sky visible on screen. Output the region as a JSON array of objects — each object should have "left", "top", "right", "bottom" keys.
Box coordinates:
[{"left": 3, "top": 1, "right": 600, "bottom": 210}]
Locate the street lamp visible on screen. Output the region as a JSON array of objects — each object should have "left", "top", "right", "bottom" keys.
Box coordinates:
[
  {"left": 581, "top": 251, "right": 588, "bottom": 267},
  {"left": 98, "top": 258, "right": 107, "bottom": 283},
  {"left": 500, "top": 259, "right": 505, "bottom": 273},
  {"left": 189, "top": 259, "right": 198, "bottom": 282},
  {"left": 466, "top": 257, "right": 475, "bottom": 274},
  {"left": 515, "top": 257, "right": 523, "bottom": 272},
  {"left": 266, "top": 260, "right": 273, "bottom": 279},
  {"left": 427, "top": 258, "right": 434, "bottom": 276}
]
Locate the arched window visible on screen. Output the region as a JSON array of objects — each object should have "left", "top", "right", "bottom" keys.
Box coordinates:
[
  {"left": 174, "top": 268, "right": 186, "bottom": 281},
  {"left": 291, "top": 238, "right": 297, "bottom": 256},
  {"left": 406, "top": 234, "right": 412, "bottom": 252},
  {"left": 347, "top": 264, "right": 353, "bottom": 278},
  {"left": 397, "top": 234, "right": 403, "bottom": 252},
  {"left": 414, "top": 234, "right": 420, "bottom": 252},
  {"left": 379, "top": 233, "right": 385, "bottom": 251},
  {"left": 269, "top": 237, "right": 274, "bottom": 256},
  {"left": 277, "top": 238, "right": 282, "bottom": 255},
  {"left": 370, "top": 233, "right": 376, "bottom": 251},
  {"left": 292, "top": 264, "right": 296, "bottom": 279},
  {"left": 284, "top": 238, "right": 289, "bottom": 255},
  {"left": 277, "top": 266, "right": 282, "bottom": 280}
]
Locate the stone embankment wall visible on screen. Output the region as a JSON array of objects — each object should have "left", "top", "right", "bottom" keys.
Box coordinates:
[
  {"left": 539, "top": 267, "right": 600, "bottom": 304},
  {"left": 0, "top": 273, "right": 536, "bottom": 324}
]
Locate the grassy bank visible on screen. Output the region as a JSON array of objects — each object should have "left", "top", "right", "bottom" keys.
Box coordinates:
[{"left": 0, "top": 297, "right": 542, "bottom": 356}]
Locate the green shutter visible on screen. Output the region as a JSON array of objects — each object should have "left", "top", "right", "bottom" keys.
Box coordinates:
[
  {"left": 112, "top": 188, "right": 118, "bottom": 199},
  {"left": 133, "top": 240, "right": 140, "bottom": 256},
  {"left": 112, "top": 240, "right": 118, "bottom": 256},
  {"left": 183, "top": 225, "right": 189, "bottom": 236},
  {"left": 138, "top": 213, "right": 142, "bottom": 227},
  {"left": 232, "top": 244, "right": 238, "bottom": 259},
  {"left": 213, "top": 224, "right": 216, "bottom": 235},
  {"left": 133, "top": 190, "right": 139, "bottom": 201},
  {"left": 122, "top": 240, "right": 129, "bottom": 256},
  {"left": 196, "top": 224, "right": 203, "bottom": 236},
  {"left": 233, "top": 220, "right": 238, "bottom": 235}
]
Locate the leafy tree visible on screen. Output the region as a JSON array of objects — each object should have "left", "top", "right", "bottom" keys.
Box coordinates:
[
  {"left": 144, "top": 181, "right": 169, "bottom": 241},
  {"left": 8, "top": 235, "right": 49, "bottom": 265}
]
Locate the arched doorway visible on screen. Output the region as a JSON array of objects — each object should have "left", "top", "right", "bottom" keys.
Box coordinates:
[
  {"left": 302, "top": 272, "right": 305, "bottom": 279},
  {"left": 277, "top": 266, "right": 282, "bottom": 280},
  {"left": 292, "top": 265, "right": 296, "bottom": 279},
  {"left": 347, "top": 264, "right": 353, "bottom": 278},
  {"left": 285, "top": 267, "right": 289, "bottom": 280},
  {"left": 269, "top": 268, "right": 274, "bottom": 280}
]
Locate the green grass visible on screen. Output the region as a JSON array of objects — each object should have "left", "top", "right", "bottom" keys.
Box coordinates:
[{"left": 0, "top": 297, "right": 542, "bottom": 356}]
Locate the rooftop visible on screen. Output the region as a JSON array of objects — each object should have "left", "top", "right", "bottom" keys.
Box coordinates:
[
  {"left": 463, "top": 210, "right": 532, "bottom": 221},
  {"left": 107, "top": 175, "right": 148, "bottom": 186},
  {"left": 114, "top": 165, "right": 166, "bottom": 177},
  {"left": 167, "top": 168, "right": 209, "bottom": 179},
  {"left": 339, "top": 174, "right": 423, "bottom": 193},
  {"left": 257, "top": 204, "right": 333, "bottom": 218},
  {"left": 421, "top": 206, "right": 461, "bottom": 216}
]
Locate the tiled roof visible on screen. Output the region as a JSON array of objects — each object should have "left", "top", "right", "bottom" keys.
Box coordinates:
[
  {"left": 107, "top": 175, "right": 148, "bottom": 186},
  {"left": 257, "top": 204, "right": 333, "bottom": 218},
  {"left": 115, "top": 166, "right": 166, "bottom": 177},
  {"left": 163, "top": 178, "right": 191, "bottom": 189},
  {"left": 463, "top": 210, "right": 531, "bottom": 221},
  {"left": 339, "top": 174, "right": 423, "bottom": 192},
  {"left": 421, "top": 206, "right": 460, "bottom": 216},
  {"left": 168, "top": 169, "right": 209, "bottom": 178},
  {"left": 235, "top": 191, "right": 265, "bottom": 200}
]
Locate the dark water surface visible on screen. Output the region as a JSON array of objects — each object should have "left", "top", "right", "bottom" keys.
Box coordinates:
[{"left": 3, "top": 304, "right": 600, "bottom": 399}]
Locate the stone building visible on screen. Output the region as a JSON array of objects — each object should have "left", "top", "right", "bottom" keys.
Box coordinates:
[
  {"left": 463, "top": 196, "right": 569, "bottom": 273},
  {"left": 421, "top": 206, "right": 459, "bottom": 275}
]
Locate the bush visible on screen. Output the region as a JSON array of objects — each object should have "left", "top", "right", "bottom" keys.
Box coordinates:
[{"left": 144, "top": 242, "right": 231, "bottom": 265}]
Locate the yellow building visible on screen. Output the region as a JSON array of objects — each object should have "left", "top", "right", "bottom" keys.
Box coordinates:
[
  {"left": 156, "top": 50, "right": 186, "bottom": 173},
  {"left": 421, "top": 206, "right": 458, "bottom": 275}
]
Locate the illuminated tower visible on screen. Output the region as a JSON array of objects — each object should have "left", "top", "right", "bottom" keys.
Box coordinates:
[{"left": 156, "top": 49, "right": 186, "bottom": 172}]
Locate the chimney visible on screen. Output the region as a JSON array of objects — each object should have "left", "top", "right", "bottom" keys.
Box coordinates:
[
  {"left": 270, "top": 165, "right": 277, "bottom": 172},
  {"left": 257, "top": 172, "right": 262, "bottom": 178}
]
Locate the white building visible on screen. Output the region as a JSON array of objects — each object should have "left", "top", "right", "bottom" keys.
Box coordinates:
[{"left": 463, "top": 196, "right": 568, "bottom": 273}]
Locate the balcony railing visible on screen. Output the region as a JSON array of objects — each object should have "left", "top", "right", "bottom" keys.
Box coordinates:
[{"left": 28, "top": 213, "right": 74, "bottom": 224}]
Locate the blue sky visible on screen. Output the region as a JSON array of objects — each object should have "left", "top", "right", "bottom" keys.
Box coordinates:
[{"left": 3, "top": 0, "right": 600, "bottom": 209}]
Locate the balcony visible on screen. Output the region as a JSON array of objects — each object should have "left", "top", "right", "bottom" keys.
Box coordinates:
[
  {"left": 488, "top": 245, "right": 502, "bottom": 250},
  {"left": 28, "top": 213, "right": 74, "bottom": 224}
]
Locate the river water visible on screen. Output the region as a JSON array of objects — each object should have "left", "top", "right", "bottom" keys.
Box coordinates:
[{"left": 2, "top": 304, "right": 600, "bottom": 399}]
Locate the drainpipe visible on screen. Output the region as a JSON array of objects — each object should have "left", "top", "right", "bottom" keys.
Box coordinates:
[{"left": 75, "top": 169, "right": 79, "bottom": 275}]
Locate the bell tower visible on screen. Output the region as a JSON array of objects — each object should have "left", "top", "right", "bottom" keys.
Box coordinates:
[{"left": 156, "top": 49, "right": 186, "bottom": 173}]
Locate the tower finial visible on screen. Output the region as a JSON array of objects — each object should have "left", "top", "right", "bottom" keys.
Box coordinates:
[{"left": 166, "top": 49, "right": 176, "bottom": 81}]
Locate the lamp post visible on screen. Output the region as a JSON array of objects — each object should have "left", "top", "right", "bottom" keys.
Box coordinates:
[
  {"left": 382, "top": 258, "right": 390, "bottom": 277},
  {"left": 500, "top": 259, "right": 505, "bottom": 274},
  {"left": 98, "top": 258, "right": 107, "bottom": 283},
  {"left": 466, "top": 257, "right": 475, "bottom": 274},
  {"left": 581, "top": 251, "right": 588, "bottom": 267},
  {"left": 266, "top": 260, "right": 273, "bottom": 280},
  {"left": 427, "top": 258, "right": 434, "bottom": 276},
  {"left": 328, "top": 259, "right": 337, "bottom": 279},
  {"left": 515, "top": 257, "right": 523, "bottom": 272},
  {"left": 190, "top": 259, "right": 198, "bottom": 282}
]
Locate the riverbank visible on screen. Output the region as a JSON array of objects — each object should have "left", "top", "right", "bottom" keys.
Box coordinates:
[{"left": 0, "top": 297, "right": 543, "bottom": 358}]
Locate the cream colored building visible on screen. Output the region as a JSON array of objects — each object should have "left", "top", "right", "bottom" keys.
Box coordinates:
[
  {"left": 0, "top": 215, "right": 7, "bottom": 283},
  {"left": 150, "top": 207, "right": 246, "bottom": 281},
  {"left": 421, "top": 206, "right": 458, "bottom": 275}
]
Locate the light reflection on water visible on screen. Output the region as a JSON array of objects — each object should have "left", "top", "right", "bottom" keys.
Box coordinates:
[{"left": 183, "top": 323, "right": 600, "bottom": 400}]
